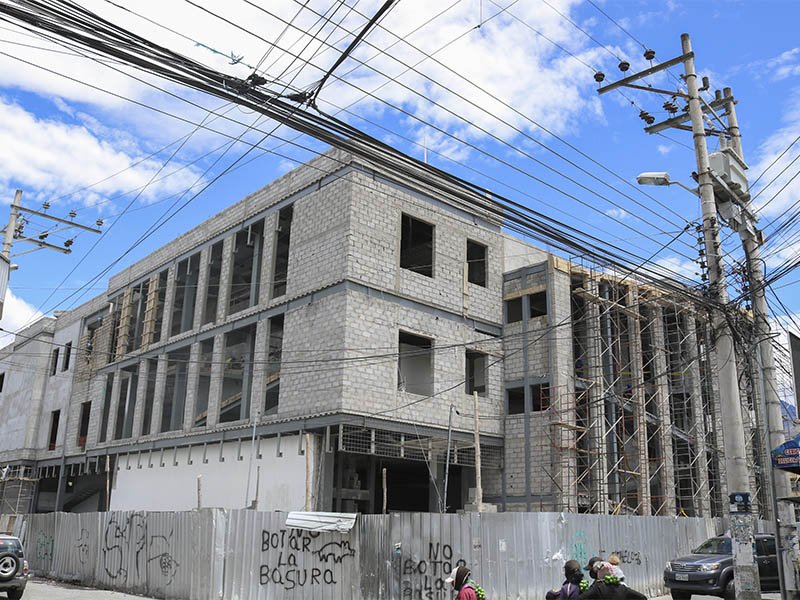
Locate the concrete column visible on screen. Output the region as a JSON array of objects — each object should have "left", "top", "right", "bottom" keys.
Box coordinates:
[
  {"left": 548, "top": 261, "right": 577, "bottom": 511},
  {"left": 584, "top": 276, "right": 608, "bottom": 513},
  {"left": 162, "top": 264, "right": 178, "bottom": 340},
  {"left": 651, "top": 305, "right": 677, "bottom": 515},
  {"left": 217, "top": 236, "right": 235, "bottom": 322},
  {"left": 104, "top": 369, "right": 122, "bottom": 442},
  {"left": 249, "top": 319, "right": 269, "bottom": 421},
  {"left": 685, "top": 313, "right": 711, "bottom": 516},
  {"left": 183, "top": 341, "right": 201, "bottom": 432},
  {"left": 86, "top": 374, "right": 108, "bottom": 447},
  {"left": 206, "top": 334, "right": 225, "bottom": 428},
  {"left": 149, "top": 355, "right": 168, "bottom": 435},
  {"left": 259, "top": 212, "right": 278, "bottom": 306},
  {"left": 627, "top": 287, "right": 651, "bottom": 516},
  {"left": 130, "top": 359, "right": 149, "bottom": 438},
  {"left": 193, "top": 246, "right": 211, "bottom": 331}
]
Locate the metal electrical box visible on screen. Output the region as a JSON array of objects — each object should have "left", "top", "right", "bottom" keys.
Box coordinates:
[{"left": 709, "top": 147, "right": 749, "bottom": 194}]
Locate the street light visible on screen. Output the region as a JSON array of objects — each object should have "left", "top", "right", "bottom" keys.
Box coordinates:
[{"left": 636, "top": 171, "right": 699, "bottom": 196}]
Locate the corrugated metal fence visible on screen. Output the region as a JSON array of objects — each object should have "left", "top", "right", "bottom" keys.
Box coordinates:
[{"left": 14, "top": 510, "right": 718, "bottom": 599}]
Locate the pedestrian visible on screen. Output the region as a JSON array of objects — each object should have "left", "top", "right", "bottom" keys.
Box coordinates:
[
  {"left": 607, "top": 554, "right": 625, "bottom": 583},
  {"left": 445, "top": 565, "right": 485, "bottom": 600},
  {"left": 546, "top": 559, "right": 588, "bottom": 600},
  {"left": 577, "top": 561, "right": 647, "bottom": 600}
]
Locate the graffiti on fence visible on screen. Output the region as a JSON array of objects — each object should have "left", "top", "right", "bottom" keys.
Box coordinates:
[
  {"left": 609, "top": 549, "right": 642, "bottom": 565},
  {"left": 569, "top": 529, "right": 589, "bottom": 568},
  {"left": 400, "top": 542, "right": 466, "bottom": 600},
  {"left": 76, "top": 528, "right": 90, "bottom": 565},
  {"left": 260, "top": 528, "right": 356, "bottom": 591},
  {"left": 101, "top": 512, "right": 180, "bottom": 589},
  {"left": 35, "top": 531, "right": 54, "bottom": 563}
]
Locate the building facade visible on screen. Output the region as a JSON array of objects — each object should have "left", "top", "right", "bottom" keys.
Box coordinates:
[{"left": 0, "top": 149, "right": 758, "bottom": 518}]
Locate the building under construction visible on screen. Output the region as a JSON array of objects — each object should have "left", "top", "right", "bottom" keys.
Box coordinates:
[{"left": 0, "top": 149, "right": 767, "bottom": 519}]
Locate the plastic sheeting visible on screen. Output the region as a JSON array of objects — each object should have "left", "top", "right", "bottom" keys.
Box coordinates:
[{"left": 15, "top": 509, "right": 717, "bottom": 600}]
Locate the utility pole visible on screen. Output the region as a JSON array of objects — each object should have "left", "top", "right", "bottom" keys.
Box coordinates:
[
  {"left": 473, "top": 391, "right": 483, "bottom": 512},
  {"left": 442, "top": 403, "right": 454, "bottom": 513},
  {"left": 597, "top": 33, "right": 760, "bottom": 600},
  {"left": 723, "top": 87, "right": 797, "bottom": 600},
  {"left": 0, "top": 189, "right": 102, "bottom": 320}
]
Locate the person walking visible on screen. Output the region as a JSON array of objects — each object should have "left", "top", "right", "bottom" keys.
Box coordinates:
[
  {"left": 445, "top": 565, "right": 479, "bottom": 600},
  {"left": 547, "top": 559, "right": 588, "bottom": 600},
  {"left": 577, "top": 561, "right": 646, "bottom": 600}
]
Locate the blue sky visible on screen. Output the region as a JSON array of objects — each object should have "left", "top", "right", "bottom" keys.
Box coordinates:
[{"left": 1, "top": 0, "right": 800, "bottom": 353}]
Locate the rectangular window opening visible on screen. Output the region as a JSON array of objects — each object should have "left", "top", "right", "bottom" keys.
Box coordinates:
[
  {"left": 0, "top": 372, "right": 5, "bottom": 393},
  {"left": 161, "top": 348, "right": 190, "bottom": 432},
  {"left": 62, "top": 342, "right": 72, "bottom": 371},
  {"left": 272, "top": 207, "right": 293, "bottom": 298},
  {"left": 114, "top": 366, "right": 139, "bottom": 440},
  {"left": 171, "top": 253, "right": 201, "bottom": 336},
  {"left": 398, "top": 331, "right": 433, "bottom": 396},
  {"left": 529, "top": 291, "right": 548, "bottom": 318},
  {"left": 194, "top": 339, "right": 214, "bottom": 427},
  {"left": 265, "top": 314, "right": 284, "bottom": 416},
  {"left": 203, "top": 241, "right": 224, "bottom": 325},
  {"left": 467, "top": 240, "right": 487, "bottom": 287},
  {"left": 230, "top": 220, "right": 265, "bottom": 313},
  {"left": 108, "top": 299, "right": 122, "bottom": 363},
  {"left": 221, "top": 324, "right": 257, "bottom": 423},
  {"left": 50, "top": 348, "right": 60, "bottom": 376},
  {"left": 99, "top": 373, "right": 114, "bottom": 443},
  {"left": 507, "top": 386, "right": 524, "bottom": 415},
  {"left": 48, "top": 410, "right": 60, "bottom": 451},
  {"left": 505, "top": 297, "right": 522, "bottom": 323},
  {"left": 400, "top": 214, "right": 434, "bottom": 278},
  {"left": 531, "top": 382, "right": 551, "bottom": 411},
  {"left": 152, "top": 270, "right": 168, "bottom": 344},
  {"left": 77, "top": 401, "right": 91, "bottom": 449},
  {"left": 465, "top": 350, "right": 487, "bottom": 396},
  {"left": 141, "top": 358, "right": 158, "bottom": 435}
]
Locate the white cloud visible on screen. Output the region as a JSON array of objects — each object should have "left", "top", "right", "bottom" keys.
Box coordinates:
[
  {"left": 0, "top": 289, "right": 44, "bottom": 350},
  {"left": 653, "top": 256, "right": 699, "bottom": 280},
  {"left": 657, "top": 144, "right": 673, "bottom": 156},
  {"left": 605, "top": 207, "right": 628, "bottom": 219}
]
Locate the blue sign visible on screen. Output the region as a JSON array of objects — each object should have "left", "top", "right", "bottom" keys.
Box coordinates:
[{"left": 772, "top": 434, "right": 800, "bottom": 474}]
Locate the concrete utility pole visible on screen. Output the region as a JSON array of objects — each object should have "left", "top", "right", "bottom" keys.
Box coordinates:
[
  {"left": 723, "top": 87, "right": 797, "bottom": 600},
  {"left": 473, "top": 391, "right": 483, "bottom": 512},
  {"left": 597, "top": 34, "right": 761, "bottom": 599}
]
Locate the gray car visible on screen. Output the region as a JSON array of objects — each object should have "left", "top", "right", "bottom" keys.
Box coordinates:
[
  {"left": 0, "top": 535, "right": 29, "bottom": 600},
  {"left": 664, "top": 534, "right": 779, "bottom": 600}
]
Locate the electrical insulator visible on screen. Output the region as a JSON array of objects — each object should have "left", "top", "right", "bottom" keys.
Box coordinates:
[
  {"left": 645, "top": 115, "right": 655, "bottom": 125},
  {"left": 644, "top": 49, "right": 656, "bottom": 60},
  {"left": 64, "top": 238, "right": 73, "bottom": 248},
  {"left": 38, "top": 232, "right": 48, "bottom": 240},
  {"left": 594, "top": 71, "right": 605, "bottom": 83},
  {"left": 96, "top": 219, "right": 104, "bottom": 227},
  {"left": 42, "top": 201, "right": 50, "bottom": 210},
  {"left": 618, "top": 60, "right": 630, "bottom": 72},
  {"left": 69, "top": 209, "right": 77, "bottom": 218}
]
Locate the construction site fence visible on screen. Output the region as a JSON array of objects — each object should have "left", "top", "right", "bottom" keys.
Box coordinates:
[{"left": 12, "top": 509, "right": 722, "bottom": 600}]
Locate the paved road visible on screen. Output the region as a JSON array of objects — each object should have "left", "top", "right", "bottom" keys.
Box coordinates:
[{"left": 20, "top": 579, "right": 157, "bottom": 600}]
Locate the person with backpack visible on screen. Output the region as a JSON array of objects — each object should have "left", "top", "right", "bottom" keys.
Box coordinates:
[
  {"left": 577, "top": 561, "right": 647, "bottom": 600},
  {"left": 445, "top": 565, "right": 486, "bottom": 600},
  {"left": 547, "top": 559, "right": 588, "bottom": 600}
]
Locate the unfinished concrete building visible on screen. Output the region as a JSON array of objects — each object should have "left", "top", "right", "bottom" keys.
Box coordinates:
[{"left": 0, "top": 149, "right": 761, "bottom": 518}]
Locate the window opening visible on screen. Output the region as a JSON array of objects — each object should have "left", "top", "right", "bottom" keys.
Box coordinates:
[
  {"left": 152, "top": 270, "right": 168, "bottom": 344},
  {"left": 171, "top": 253, "right": 200, "bottom": 336},
  {"left": 221, "top": 324, "right": 257, "bottom": 423},
  {"left": 0, "top": 372, "right": 5, "bottom": 392},
  {"left": 229, "top": 220, "right": 264, "bottom": 314},
  {"left": 127, "top": 281, "right": 149, "bottom": 352},
  {"left": 99, "top": 373, "right": 114, "bottom": 443},
  {"left": 77, "top": 401, "right": 91, "bottom": 448},
  {"left": 162, "top": 347, "right": 190, "bottom": 432},
  {"left": 398, "top": 331, "right": 433, "bottom": 395},
  {"left": 506, "top": 297, "right": 522, "bottom": 323},
  {"left": 141, "top": 358, "right": 158, "bottom": 435},
  {"left": 50, "top": 348, "right": 59, "bottom": 376},
  {"left": 114, "top": 365, "right": 139, "bottom": 440},
  {"left": 272, "top": 207, "right": 293, "bottom": 298},
  {"left": 194, "top": 339, "right": 214, "bottom": 427},
  {"left": 465, "top": 350, "right": 487, "bottom": 396},
  {"left": 507, "top": 386, "right": 525, "bottom": 415},
  {"left": 62, "top": 341, "right": 72, "bottom": 371},
  {"left": 203, "top": 241, "right": 224, "bottom": 325},
  {"left": 400, "top": 214, "right": 433, "bottom": 277},
  {"left": 48, "top": 410, "right": 60, "bottom": 451},
  {"left": 531, "top": 383, "right": 550, "bottom": 411},
  {"left": 467, "top": 240, "right": 487, "bottom": 287},
  {"left": 108, "top": 298, "right": 122, "bottom": 363},
  {"left": 265, "top": 314, "right": 284, "bottom": 415},
  {"left": 529, "top": 291, "right": 548, "bottom": 318}
]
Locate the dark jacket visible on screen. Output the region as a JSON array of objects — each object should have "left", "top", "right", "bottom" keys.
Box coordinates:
[
  {"left": 547, "top": 572, "right": 586, "bottom": 600},
  {"left": 577, "top": 580, "right": 646, "bottom": 600}
]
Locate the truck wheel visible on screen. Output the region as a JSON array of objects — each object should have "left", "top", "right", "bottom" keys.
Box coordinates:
[
  {"left": 0, "top": 553, "right": 20, "bottom": 582},
  {"left": 724, "top": 578, "right": 735, "bottom": 600},
  {"left": 670, "top": 591, "right": 691, "bottom": 600}
]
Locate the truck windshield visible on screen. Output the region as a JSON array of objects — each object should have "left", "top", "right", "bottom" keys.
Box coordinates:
[{"left": 695, "top": 538, "right": 732, "bottom": 554}]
